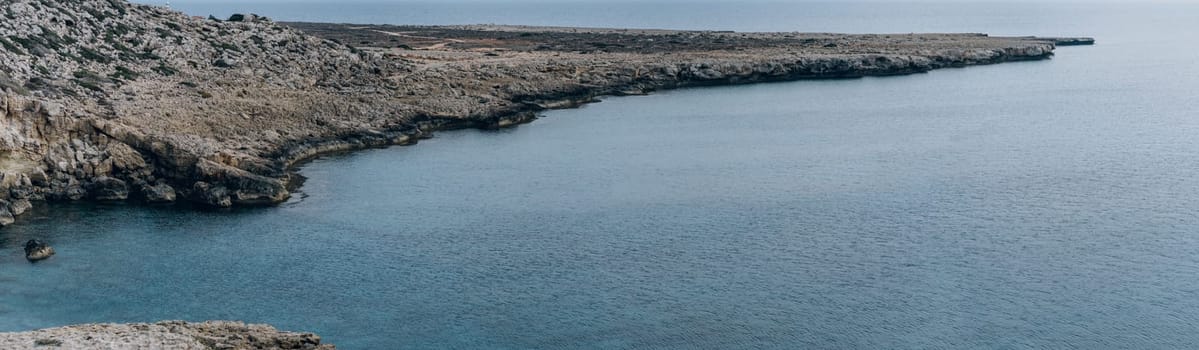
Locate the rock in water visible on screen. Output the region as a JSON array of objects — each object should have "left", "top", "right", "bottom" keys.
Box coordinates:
[
  {"left": 90, "top": 177, "right": 129, "bottom": 201},
  {"left": 0, "top": 208, "right": 13, "bottom": 227},
  {"left": 8, "top": 198, "right": 32, "bottom": 216},
  {"left": 0, "top": 199, "right": 16, "bottom": 226},
  {"left": 141, "top": 183, "right": 177, "bottom": 203},
  {"left": 24, "top": 239, "right": 55, "bottom": 262}
]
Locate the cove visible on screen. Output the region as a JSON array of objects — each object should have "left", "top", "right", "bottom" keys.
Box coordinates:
[{"left": 4, "top": 37, "right": 1199, "bottom": 349}]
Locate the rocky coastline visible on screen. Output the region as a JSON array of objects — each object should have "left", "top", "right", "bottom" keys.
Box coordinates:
[
  {"left": 0, "top": 0, "right": 1095, "bottom": 345},
  {"left": 0, "top": 0, "right": 1091, "bottom": 221},
  {"left": 0, "top": 0, "right": 1093, "bottom": 216},
  {"left": 0, "top": 321, "right": 333, "bottom": 349}
]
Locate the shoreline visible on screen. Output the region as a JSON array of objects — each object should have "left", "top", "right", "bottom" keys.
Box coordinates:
[
  {"left": 0, "top": 0, "right": 1097, "bottom": 346},
  {"left": 0, "top": 0, "right": 1091, "bottom": 224},
  {"left": 270, "top": 34, "right": 1079, "bottom": 184}
]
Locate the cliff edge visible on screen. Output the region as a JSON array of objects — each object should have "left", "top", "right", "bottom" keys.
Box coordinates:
[{"left": 0, "top": 0, "right": 1090, "bottom": 224}]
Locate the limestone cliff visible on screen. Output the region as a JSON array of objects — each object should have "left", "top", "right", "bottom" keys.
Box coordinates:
[
  {"left": 0, "top": 0, "right": 1087, "bottom": 224},
  {"left": 0, "top": 0, "right": 397, "bottom": 217}
]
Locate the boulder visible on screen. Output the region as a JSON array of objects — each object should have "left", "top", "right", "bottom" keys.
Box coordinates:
[
  {"left": 24, "top": 239, "right": 55, "bottom": 262},
  {"left": 0, "top": 202, "right": 13, "bottom": 226},
  {"left": 8, "top": 198, "right": 32, "bottom": 216},
  {"left": 141, "top": 183, "right": 177, "bottom": 203},
  {"left": 195, "top": 160, "right": 289, "bottom": 205},
  {"left": 47, "top": 177, "right": 87, "bottom": 201},
  {"left": 213, "top": 58, "right": 238, "bottom": 68},
  {"left": 192, "top": 181, "right": 232, "bottom": 208},
  {"left": 0, "top": 198, "right": 28, "bottom": 226},
  {"left": 10, "top": 184, "right": 35, "bottom": 199},
  {"left": 90, "top": 176, "right": 129, "bottom": 201},
  {"left": 105, "top": 141, "right": 146, "bottom": 171}
]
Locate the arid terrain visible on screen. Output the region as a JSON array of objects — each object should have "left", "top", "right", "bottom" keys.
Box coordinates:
[{"left": 0, "top": 0, "right": 1090, "bottom": 226}]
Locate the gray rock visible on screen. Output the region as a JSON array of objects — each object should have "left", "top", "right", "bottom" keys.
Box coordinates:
[
  {"left": 24, "top": 239, "right": 55, "bottom": 261},
  {"left": 192, "top": 182, "right": 232, "bottom": 208},
  {"left": 90, "top": 177, "right": 129, "bottom": 201},
  {"left": 0, "top": 201, "right": 13, "bottom": 227},
  {"left": 8, "top": 198, "right": 32, "bottom": 216},
  {"left": 10, "top": 184, "right": 35, "bottom": 199},
  {"left": 141, "top": 183, "right": 177, "bottom": 203}
]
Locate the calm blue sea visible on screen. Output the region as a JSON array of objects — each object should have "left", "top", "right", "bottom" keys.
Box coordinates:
[{"left": 3, "top": 1, "right": 1199, "bottom": 349}]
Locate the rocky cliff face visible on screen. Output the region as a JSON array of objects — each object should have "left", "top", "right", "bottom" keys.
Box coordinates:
[
  {"left": 0, "top": 0, "right": 1084, "bottom": 225},
  {"left": 0, "top": 0, "right": 400, "bottom": 216}
]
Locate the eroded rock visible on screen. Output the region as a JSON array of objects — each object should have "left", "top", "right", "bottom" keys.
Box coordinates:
[
  {"left": 90, "top": 176, "right": 129, "bottom": 201},
  {"left": 191, "top": 181, "right": 232, "bottom": 208},
  {"left": 0, "top": 200, "right": 13, "bottom": 227},
  {"left": 24, "top": 239, "right": 55, "bottom": 262},
  {"left": 141, "top": 182, "right": 177, "bottom": 203},
  {"left": 8, "top": 198, "right": 32, "bottom": 216}
]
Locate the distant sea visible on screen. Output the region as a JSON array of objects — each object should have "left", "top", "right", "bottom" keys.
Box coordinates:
[{"left": 4, "top": 1, "right": 1199, "bottom": 349}]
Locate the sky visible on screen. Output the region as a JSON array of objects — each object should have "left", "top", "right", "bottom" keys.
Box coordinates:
[{"left": 142, "top": 0, "right": 1199, "bottom": 3}]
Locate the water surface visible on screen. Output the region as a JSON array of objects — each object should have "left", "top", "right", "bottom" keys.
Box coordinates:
[{"left": 4, "top": 1, "right": 1199, "bottom": 349}]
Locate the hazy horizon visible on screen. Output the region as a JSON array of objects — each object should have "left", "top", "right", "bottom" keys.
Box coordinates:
[{"left": 138, "top": 0, "right": 1199, "bottom": 4}]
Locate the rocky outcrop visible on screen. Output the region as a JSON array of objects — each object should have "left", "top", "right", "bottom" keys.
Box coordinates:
[
  {"left": 0, "top": 0, "right": 392, "bottom": 217},
  {"left": 0, "top": 0, "right": 1092, "bottom": 223},
  {"left": 0, "top": 321, "right": 334, "bottom": 349},
  {"left": 141, "top": 182, "right": 176, "bottom": 203},
  {"left": 89, "top": 176, "right": 128, "bottom": 200},
  {"left": 23, "top": 239, "right": 54, "bottom": 261}
]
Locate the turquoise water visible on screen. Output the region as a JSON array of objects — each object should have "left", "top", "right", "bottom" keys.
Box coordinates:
[{"left": 5, "top": 1, "right": 1199, "bottom": 349}]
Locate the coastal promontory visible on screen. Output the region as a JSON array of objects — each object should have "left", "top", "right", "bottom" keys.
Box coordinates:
[
  {"left": 0, "top": 0, "right": 1102, "bottom": 345},
  {"left": 0, "top": 0, "right": 1089, "bottom": 221}
]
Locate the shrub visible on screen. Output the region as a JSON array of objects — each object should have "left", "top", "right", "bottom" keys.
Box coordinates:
[
  {"left": 78, "top": 46, "right": 112, "bottom": 63},
  {"left": 110, "top": 66, "right": 140, "bottom": 81},
  {"left": 152, "top": 64, "right": 178, "bottom": 76},
  {"left": 0, "top": 37, "right": 24, "bottom": 54}
]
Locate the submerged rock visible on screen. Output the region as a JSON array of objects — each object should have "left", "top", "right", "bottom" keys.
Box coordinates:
[{"left": 24, "top": 239, "right": 55, "bottom": 262}]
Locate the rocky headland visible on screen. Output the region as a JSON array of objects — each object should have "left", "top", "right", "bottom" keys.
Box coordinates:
[
  {"left": 0, "top": 0, "right": 1094, "bottom": 345},
  {"left": 0, "top": 0, "right": 1090, "bottom": 218},
  {"left": 0, "top": 321, "right": 333, "bottom": 349}
]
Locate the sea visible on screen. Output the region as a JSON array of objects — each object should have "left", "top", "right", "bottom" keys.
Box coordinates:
[{"left": 2, "top": 1, "right": 1199, "bottom": 349}]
